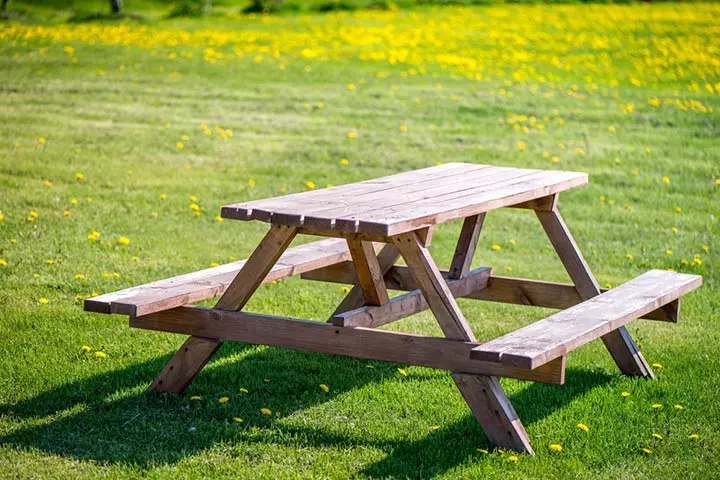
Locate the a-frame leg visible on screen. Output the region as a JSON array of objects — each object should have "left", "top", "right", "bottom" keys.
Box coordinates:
[
  {"left": 150, "top": 225, "right": 298, "bottom": 393},
  {"left": 392, "top": 229, "right": 534, "bottom": 455},
  {"left": 535, "top": 207, "right": 655, "bottom": 379},
  {"left": 331, "top": 243, "right": 400, "bottom": 317}
]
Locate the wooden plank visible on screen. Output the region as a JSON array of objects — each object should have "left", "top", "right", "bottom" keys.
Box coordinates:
[
  {"left": 452, "top": 373, "right": 535, "bottom": 455},
  {"left": 215, "top": 225, "right": 297, "bottom": 311},
  {"left": 470, "top": 270, "right": 701, "bottom": 369},
  {"left": 303, "top": 264, "right": 679, "bottom": 322},
  {"left": 356, "top": 171, "right": 588, "bottom": 236},
  {"left": 535, "top": 208, "right": 655, "bottom": 378},
  {"left": 331, "top": 243, "right": 399, "bottom": 317},
  {"left": 393, "top": 229, "right": 534, "bottom": 454},
  {"left": 305, "top": 167, "right": 536, "bottom": 231},
  {"left": 85, "top": 237, "right": 355, "bottom": 317},
  {"left": 392, "top": 231, "right": 476, "bottom": 341},
  {"left": 510, "top": 194, "right": 558, "bottom": 211},
  {"left": 449, "top": 213, "right": 486, "bottom": 280},
  {"left": 131, "top": 306, "right": 565, "bottom": 384},
  {"left": 221, "top": 163, "right": 481, "bottom": 223},
  {"left": 332, "top": 267, "right": 491, "bottom": 328},
  {"left": 296, "top": 226, "right": 389, "bottom": 243},
  {"left": 346, "top": 239, "right": 389, "bottom": 306},
  {"left": 149, "top": 336, "right": 221, "bottom": 393}
]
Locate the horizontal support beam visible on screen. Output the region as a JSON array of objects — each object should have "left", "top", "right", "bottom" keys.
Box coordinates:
[
  {"left": 297, "top": 227, "right": 389, "bottom": 244},
  {"left": 302, "top": 264, "right": 678, "bottom": 322},
  {"left": 509, "top": 194, "right": 558, "bottom": 212},
  {"left": 131, "top": 306, "right": 565, "bottom": 384},
  {"left": 332, "top": 267, "right": 491, "bottom": 328}
]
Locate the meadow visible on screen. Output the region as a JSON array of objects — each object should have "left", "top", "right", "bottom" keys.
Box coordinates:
[{"left": 0, "top": 2, "right": 719, "bottom": 478}]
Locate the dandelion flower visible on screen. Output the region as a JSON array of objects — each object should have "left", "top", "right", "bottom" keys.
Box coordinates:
[
  {"left": 641, "top": 447, "right": 653, "bottom": 455},
  {"left": 0, "top": 212, "right": 4, "bottom": 221},
  {"left": 477, "top": 448, "right": 488, "bottom": 454},
  {"left": 675, "top": 207, "right": 682, "bottom": 213},
  {"left": 260, "top": 407, "right": 272, "bottom": 415},
  {"left": 507, "top": 455, "right": 518, "bottom": 463},
  {"left": 189, "top": 195, "right": 197, "bottom": 202},
  {"left": 160, "top": 193, "right": 167, "bottom": 200},
  {"left": 674, "top": 404, "right": 684, "bottom": 410},
  {"left": 551, "top": 156, "right": 559, "bottom": 164},
  {"left": 671, "top": 227, "right": 678, "bottom": 234},
  {"left": 666, "top": 249, "right": 673, "bottom": 255},
  {"left": 210, "top": 261, "right": 219, "bottom": 267},
  {"left": 0, "top": 259, "right": 6, "bottom": 267},
  {"left": 549, "top": 444, "right": 563, "bottom": 452},
  {"left": 621, "top": 391, "right": 631, "bottom": 399},
  {"left": 94, "top": 351, "right": 106, "bottom": 359},
  {"left": 305, "top": 180, "right": 316, "bottom": 190},
  {"left": 39, "top": 297, "right": 49, "bottom": 304},
  {"left": 218, "top": 396, "right": 230, "bottom": 404},
  {"left": 81, "top": 345, "right": 92, "bottom": 353},
  {"left": 400, "top": 125, "right": 409, "bottom": 133},
  {"left": 215, "top": 215, "right": 224, "bottom": 223},
  {"left": 118, "top": 236, "right": 131, "bottom": 246},
  {"left": 626, "top": 253, "right": 633, "bottom": 261},
  {"left": 43, "top": 179, "right": 52, "bottom": 187},
  {"left": 239, "top": 388, "right": 249, "bottom": 393},
  {"left": 608, "top": 126, "right": 616, "bottom": 133},
  {"left": 38, "top": 137, "right": 46, "bottom": 144},
  {"left": 662, "top": 176, "right": 670, "bottom": 184},
  {"left": 652, "top": 433, "right": 663, "bottom": 440},
  {"left": 232, "top": 417, "right": 243, "bottom": 423},
  {"left": 319, "top": 384, "right": 330, "bottom": 393},
  {"left": 248, "top": 179, "right": 256, "bottom": 188},
  {"left": 190, "top": 395, "right": 202, "bottom": 401},
  {"left": 491, "top": 244, "right": 501, "bottom": 251},
  {"left": 397, "top": 368, "right": 408, "bottom": 376},
  {"left": 347, "top": 131, "right": 357, "bottom": 139},
  {"left": 652, "top": 403, "right": 663, "bottom": 409},
  {"left": 340, "top": 158, "right": 349, "bottom": 166},
  {"left": 189, "top": 203, "right": 200, "bottom": 212},
  {"left": 652, "top": 363, "right": 663, "bottom": 369},
  {"left": 75, "top": 172, "right": 84, "bottom": 181},
  {"left": 74, "top": 273, "right": 85, "bottom": 280},
  {"left": 688, "top": 433, "right": 699, "bottom": 440},
  {"left": 577, "top": 423, "right": 589, "bottom": 432},
  {"left": 517, "top": 140, "right": 526, "bottom": 151}
]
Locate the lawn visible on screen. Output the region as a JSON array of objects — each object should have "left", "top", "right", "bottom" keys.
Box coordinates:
[{"left": 0, "top": 2, "right": 719, "bottom": 478}]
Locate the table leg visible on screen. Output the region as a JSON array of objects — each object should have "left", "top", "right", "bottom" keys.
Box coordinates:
[
  {"left": 392, "top": 230, "right": 534, "bottom": 455},
  {"left": 149, "top": 225, "right": 297, "bottom": 393},
  {"left": 330, "top": 243, "right": 400, "bottom": 317},
  {"left": 535, "top": 207, "right": 655, "bottom": 379}
]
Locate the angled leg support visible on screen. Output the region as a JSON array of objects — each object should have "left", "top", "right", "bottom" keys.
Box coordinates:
[
  {"left": 150, "top": 225, "right": 298, "bottom": 393},
  {"left": 535, "top": 207, "right": 654, "bottom": 379},
  {"left": 392, "top": 230, "right": 534, "bottom": 455}
]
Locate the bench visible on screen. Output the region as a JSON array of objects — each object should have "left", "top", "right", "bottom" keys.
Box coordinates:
[
  {"left": 85, "top": 238, "right": 362, "bottom": 317},
  {"left": 470, "top": 270, "right": 702, "bottom": 369}
]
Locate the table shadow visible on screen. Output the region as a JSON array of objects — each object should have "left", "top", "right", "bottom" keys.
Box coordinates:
[{"left": 0, "top": 342, "right": 614, "bottom": 477}]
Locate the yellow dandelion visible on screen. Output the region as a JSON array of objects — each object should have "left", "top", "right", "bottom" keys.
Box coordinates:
[
  {"left": 81, "top": 345, "right": 92, "bottom": 353},
  {"left": 319, "top": 384, "right": 330, "bottom": 393},
  {"left": 260, "top": 407, "right": 272, "bottom": 415},
  {"left": 674, "top": 404, "right": 684, "bottom": 410},
  {"left": 38, "top": 137, "right": 46, "bottom": 144},
  {"left": 400, "top": 125, "right": 409, "bottom": 133},
  {"left": 605, "top": 282, "right": 612, "bottom": 288},
  {"left": 305, "top": 180, "right": 316, "bottom": 189},
  {"left": 577, "top": 423, "right": 589, "bottom": 432},
  {"left": 652, "top": 403, "right": 663, "bottom": 409},
  {"left": 189, "top": 195, "right": 197, "bottom": 202},
  {"left": 210, "top": 261, "right": 220, "bottom": 267},
  {"left": 507, "top": 455, "right": 518, "bottom": 463},
  {"left": 671, "top": 227, "right": 678, "bottom": 234},
  {"left": 218, "top": 396, "right": 230, "bottom": 404},
  {"left": 641, "top": 447, "right": 653, "bottom": 455},
  {"left": 181, "top": 135, "right": 189, "bottom": 141},
  {"left": 491, "top": 244, "right": 501, "bottom": 251},
  {"left": 94, "top": 351, "right": 106, "bottom": 359},
  {"left": 626, "top": 253, "right": 633, "bottom": 261},
  {"left": 652, "top": 433, "right": 663, "bottom": 440},
  {"left": 63, "top": 209, "right": 71, "bottom": 217},
  {"left": 340, "top": 158, "right": 350, "bottom": 166},
  {"left": 215, "top": 215, "right": 224, "bottom": 223},
  {"left": 176, "top": 142, "right": 184, "bottom": 149},
  {"left": 75, "top": 172, "right": 84, "bottom": 181},
  {"left": 160, "top": 193, "right": 167, "bottom": 200},
  {"left": 248, "top": 179, "right": 256, "bottom": 188},
  {"left": 549, "top": 444, "right": 563, "bottom": 452},
  {"left": 0, "top": 212, "right": 4, "bottom": 221},
  {"left": 43, "top": 179, "right": 52, "bottom": 187},
  {"left": 621, "top": 391, "right": 631, "bottom": 399},
  {"left": 39, "top": 297, "right": 49, "bottom": 304},
  {"left": 190, "top": 395, "right": 202, "bottom": 401},
  {"left": 517, "top": 140, "right": 526, "bottom": 151},
  {"left": 118, "top": 236, "right": 131, "bottom": 246},
  {"left": 74, "top": 273, "right": 85, "bottom": 280},
  {"left": 688, "top": 433, "right": 699, "bottom": 440},
  {"left": 662, "top": 176, "right": 670, "bottom": 184},
  {"left": 347, "top": 83, "right": 356, "bottom": 91},
  {"left": 551, "top": 156, "right": 559, "bottom": 164},
  {"left": 0, "top": 259, "right": 7, "bottom": 267},
  {"left": 397, "top": 368, "right": 408, "bottom": 376},
  {"left": 477, "top": 448, "right": 489, "bottom": 454},
  {"left": 70, "top": 198, "right": 78, "bottom": 205},
  {"left": 189, "top": 203, "right": 200, "bottom": 211},
  {"left": 239, "top": 388, "right": 249, "bottom": 393},
  {"left": 340, "top": 286, "right": 351, "bottom": 293},
  {"left": 652, "top": 363, "right": 663, "bottom": 369},
  {"left": 608, "top": 126, "right": 616, "bottom": 133},
  {"left": 701, "top": 245, "right": 709, "bottom": 252},
  {"left": 347, "top": 131, "right": 357, "bottom": 139},
  {"left": 675, "top": 207, "right": 682, "bottom": 213},
  {"left": 232, "top": 417, "right": 243, "bottom": 423},
  {"left": 112, "top": 272, "right": 120, "bottom": 278}
]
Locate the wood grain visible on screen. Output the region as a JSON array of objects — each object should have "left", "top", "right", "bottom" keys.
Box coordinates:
[
  {"left": 149, "top": 336, "right": 221, "bottom": 394},
  {"left": 449, "top": 213, "right": 486, "bottom": 280},
  {"left": 346, "top": 239, "right": 389, "bottom": 306}
]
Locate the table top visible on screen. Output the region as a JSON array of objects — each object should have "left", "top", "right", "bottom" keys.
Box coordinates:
[{"left": 222, "top": 163, "right": 587, "bottom": 237}]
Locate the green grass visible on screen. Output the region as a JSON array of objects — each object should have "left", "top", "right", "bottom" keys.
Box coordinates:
[{"left": 1, "top": 3, "right": 719, "bottom": 478}]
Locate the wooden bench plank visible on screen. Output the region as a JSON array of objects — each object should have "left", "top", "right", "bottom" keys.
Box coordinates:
[
  {"left": 84, "top": 238, "right": 363, "bottom": 317},
  {"left": 470, "top": 270, "right": 702, "bottom": 369},
  {"left": 131, "top": 306, "right": 566, "bottom": 384}
]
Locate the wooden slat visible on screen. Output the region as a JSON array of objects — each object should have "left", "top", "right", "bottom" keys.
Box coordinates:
[
  {"left": 346, "top": 240, "right": 389, "bottom": 306},
  {"left": 357, "top": 171, "right": 588, "bottom": 236},
  {"left": 535, "top": 208, "right": 655, "bottom": 378},
  {"left": 470, "top": 270, "right": 702, "bottom": 369},
  {"left": 85, "top": 237, "right": 357, "bottom": 317},
  {"left": 131, "top": 306, "right": 565, "bottom": 384},
  {"left": 221, "top": 163, "right": 481, "bottom": 223},
  {"left": 302, "top": 265, "right": 678, "bottom": 322},
  {"left": 449, "top": 213, "right": 486, "bottom": 280},
  {"left": 511, "top": 194, "right": 558, "bottom": 211},
  {"left": 332, "top": 267, "right": 491, "bottom": 328}
]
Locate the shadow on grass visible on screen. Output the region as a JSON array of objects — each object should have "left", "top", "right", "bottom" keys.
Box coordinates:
[{"left": 0, "top": 342, "right": 614, "bottom": 476}]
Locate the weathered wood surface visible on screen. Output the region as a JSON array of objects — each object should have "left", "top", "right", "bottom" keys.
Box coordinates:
[
  {"left": 131, "top": 306, "right": 566, "bottom": 384},
  {"left": 221, "top": 163, "right": 587, "bottom": 236},
  {"left": 332, "top": 267, "right": 491, "bottom": 328},
  {"left": 149, "top": 336, "right": 221, "bottom": 394},
  {"left": 470, "top": 270, "right": 702, "bottom": 369},
  {"left": 346, "top": 239, "right": 389, "bottom": 306},
  {"left": 302, "top": 263, "right": 679, "bottom": 322},
  {"left": 84, "top": 237, "right": 360, "bottom": 317},
  {"left": 449, "top": 214, "right": 485, "bottom": 280}
]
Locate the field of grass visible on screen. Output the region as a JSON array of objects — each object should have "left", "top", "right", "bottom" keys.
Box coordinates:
[{"left": 1, "top": 2, "right": 719, "bottom": 478}]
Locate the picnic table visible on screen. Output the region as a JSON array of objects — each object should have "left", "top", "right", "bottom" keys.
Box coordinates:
[{"left": 86, "top": 163, "right": 702, "bottom": 455}]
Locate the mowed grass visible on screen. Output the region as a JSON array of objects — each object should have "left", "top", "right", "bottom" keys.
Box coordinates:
[{"left": 1, "top": 3, "right": 719, "bottom": 478}]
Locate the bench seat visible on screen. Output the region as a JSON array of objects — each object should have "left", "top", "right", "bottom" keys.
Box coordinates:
[
  {"left": 470, "top": 270, "right": 702, "bottom": 369},
  {"left": 84, "top": 238, "right": 358, "bottom": 317}
]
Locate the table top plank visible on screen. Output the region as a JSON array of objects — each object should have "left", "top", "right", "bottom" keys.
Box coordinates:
[{"left": 222, "top": 163, "right": 588, "bottom": 236}]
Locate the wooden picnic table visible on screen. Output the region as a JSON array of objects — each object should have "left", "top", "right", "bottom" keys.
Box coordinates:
[{"left": 86, "top": 163, "right": 702, "bottom": 455}]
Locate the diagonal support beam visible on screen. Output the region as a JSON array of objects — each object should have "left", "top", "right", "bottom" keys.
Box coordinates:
[
  {"left": 535, "top": 207, "right": 655, "bottom": 379},
  {"left": 392, "top": 230, "right": 534, "bottom": 455},
  {"left": 449, "top": 213, "right": 486, "bottom": 280},
  {"left": 346, "top": 239, "right": 390, "bottom": 306},
  {"left": 149, "top": 225, "right": 297, "bottom": 393}
]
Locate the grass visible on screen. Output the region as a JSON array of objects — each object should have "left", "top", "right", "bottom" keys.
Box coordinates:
[{"left": 1, "top": 2, "right": 719, "bottom": 478}]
